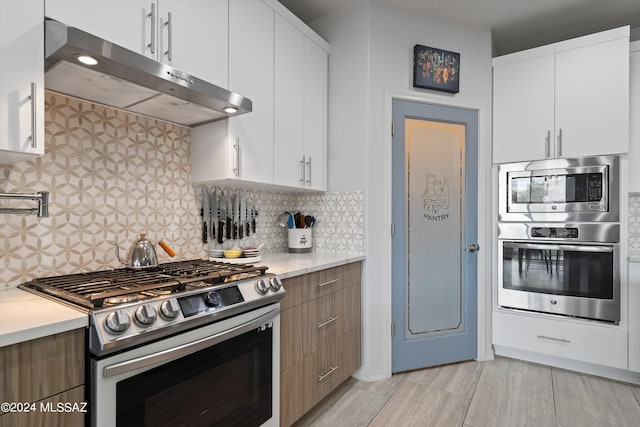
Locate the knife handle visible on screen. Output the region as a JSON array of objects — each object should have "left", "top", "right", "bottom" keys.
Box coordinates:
[
  {"left": 245, "top": 222, "right": 250, "bottom": 237},
  {"left": 233, "top": 222, "right": 238, "bottom": 240},
  {"left": 218, "top": 221, "right": 224, "bottom": 244},
  {"left": 203, "top": 220, "right": 208, "bottom": 244},
  {"left": 239, "top": 221, "right": 244, "bottom": 239},
  {"left": 251, "top": 218, "right": 256, "bottom": 234},
  {"left": 226, "top": 217, "right": 232, "bottom": 240}
]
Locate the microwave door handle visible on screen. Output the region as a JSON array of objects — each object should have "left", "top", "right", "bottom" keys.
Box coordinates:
[{"left": 504, "top": 242, "right": 613, "bottom": 253}]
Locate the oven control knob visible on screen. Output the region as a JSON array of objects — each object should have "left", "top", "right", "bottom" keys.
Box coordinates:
[
  {"left": 255, "top": 279, "right": 269, "bottom": 295},
  {"left": 159, "top": 299, "right": 180, "bottom": 319},
  {"left": 135, "top": 304, "right": 157, "bottom": 326},
  {"left": 269, "top": 276, "right": 282, "bottom": 292},
  {"left": 204, "top": 291, "right": 221, "bottom": 307},
  {"left": 105, "top": 310, "right": 131, "bottom": 333}
]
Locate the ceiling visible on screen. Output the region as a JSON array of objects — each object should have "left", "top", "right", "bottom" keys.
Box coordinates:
[{"left": 278, "top": 0, "right": 640, "bottom": 56}]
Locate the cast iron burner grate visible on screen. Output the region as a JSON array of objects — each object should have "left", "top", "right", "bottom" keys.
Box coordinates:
[{"left": 21, "top": 259, "right": 267, "bottom": 309}]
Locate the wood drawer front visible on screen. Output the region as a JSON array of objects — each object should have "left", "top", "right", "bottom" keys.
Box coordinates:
[
  {"left": 0, "top": 329, "right": 85, "bottom": 405},
  {"left": 280, "top": 304, "right": 308, "bottom": 371},
  {"left": 306, "top": 266, "right": 348, "bottom": 301},
  {"left": 339, "top": 326, "right": 361, "bottom": 383},
  {"left": 493, "top": 311, "right": 627, "bottom": 369},
  {"left": 0, "top": 385, "right": 85, "bottom": 427},
  {"left": 280, "top": 274, "right": 307, "bottom": 311},
  {"left": 307, "top": 339, "right": 341, "bottom": 404},
  {"left": 308, "top": 292, "right": 346, "bottom": 355},
  {"left": 346, "top": 262, "right": 362, "bottom": 288},
  {"left": 280, "top": 363, "right": 312, "bottom": 427},
  {"left": 344, "top": 281, "right": 361, "bottom": 332}
]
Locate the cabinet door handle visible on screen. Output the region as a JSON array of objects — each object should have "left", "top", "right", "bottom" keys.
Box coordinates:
[
  {"left": 537, "top": 334, "right": 571, "bottom": 344},
  {"left": 164, "top": 12, "right": 172, "bottom": 61},
  {"left": 306, "top": 157, "right": 312, "bottom": 186},
  {"left": 317, "top": 278, "right": 339, "bottom": 288},
  {"left": 317, "top": 316, "right": 340, "bottom": 329},
  {"left": 300, "top": 155, "right": 306, "bottom": 185},
  {"left": 233, "top": 137, "right": 240, "bottom": 177},
  {"left": 147, "top": 3, "right": 156, "bottom": 54},
  {"left": 545, "top": 130, "right": 550, "bottom": 158},
  {"left": 29, "top": 82, "right": 37, "bottom": 149},
  {"left": 317, "top": 365, "right": 339, "bottom": 382},
  {"left": 557, "top": 128, "right": 563, "bottom": 157}
]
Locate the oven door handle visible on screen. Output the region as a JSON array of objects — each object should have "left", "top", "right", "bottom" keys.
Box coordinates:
[
  {"left": 504, "top": 242, "right": 614, "bottom": 253},
  {"left": 103, "top": 306, "right": 279, "bottom": 378}
]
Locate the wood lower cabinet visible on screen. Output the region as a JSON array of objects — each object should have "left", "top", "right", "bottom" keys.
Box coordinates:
[
  {"left": 0, "top": 329, "right": 85, "bottom": 427},
  {"left": 280, "top": 262, "right": 362, "bottom": 426}
]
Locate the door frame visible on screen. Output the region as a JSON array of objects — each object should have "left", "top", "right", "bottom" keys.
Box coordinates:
[{"left": 380, "top": 92, "right": 493, "bottom": 378}]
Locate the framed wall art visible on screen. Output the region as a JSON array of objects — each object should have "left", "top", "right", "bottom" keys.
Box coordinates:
[{"left": 413, "top": 44, "right": 460, "bottom": 93}]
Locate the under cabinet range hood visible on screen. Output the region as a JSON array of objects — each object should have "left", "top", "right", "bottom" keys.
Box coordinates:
[{"left": 44, "top": 19, "right": 252, "bottom": 127}]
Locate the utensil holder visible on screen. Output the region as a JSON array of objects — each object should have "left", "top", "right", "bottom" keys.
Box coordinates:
[{"left": 288, "top": 229, "right": 312, "bottom": 253}]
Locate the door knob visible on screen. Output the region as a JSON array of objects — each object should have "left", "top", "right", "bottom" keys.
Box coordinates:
[{"left": 465, "top": 243, "right": 480, "bottom": 253}]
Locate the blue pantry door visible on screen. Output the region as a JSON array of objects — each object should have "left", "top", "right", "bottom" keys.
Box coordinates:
[{"left": 391, "top": 99, "right": 478, "bottom": 372}]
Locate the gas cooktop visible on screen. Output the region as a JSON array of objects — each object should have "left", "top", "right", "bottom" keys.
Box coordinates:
[{"left": 20, "top": 259, "right": 284, "bottom": 356}]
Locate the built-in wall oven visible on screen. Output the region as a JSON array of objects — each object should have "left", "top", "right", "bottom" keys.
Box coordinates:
[
  {"left": 498, "top": 223, "right": 620, "bottom": 323},
  {"left": 497, "top": 155, "right": 620, "bottom": 323}
]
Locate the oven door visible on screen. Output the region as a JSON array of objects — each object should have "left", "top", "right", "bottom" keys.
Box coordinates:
[
  {"left": 91, "top": 303, "right": 280, "bottom": 427},
  {"left": 498, "top": 241, "right": 620, "bottom": 323}
]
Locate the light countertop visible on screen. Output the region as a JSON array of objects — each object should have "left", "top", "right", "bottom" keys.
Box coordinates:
[
  {"left": 0, "top": 287, "right": 87, "bottom": 348},
  {"left": 260, "top": 252, "right": 365, "bottom": 279},
  {"left": 0, "top": 252, "right": 364, "bottom": 348}
]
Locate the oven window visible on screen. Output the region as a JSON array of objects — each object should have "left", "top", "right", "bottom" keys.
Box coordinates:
[
  {"left": 116, "top": 326, "right": 272, "bottom": 427},
  {"left": 502, "top": 243, "right": 613, "bottom": 299}
]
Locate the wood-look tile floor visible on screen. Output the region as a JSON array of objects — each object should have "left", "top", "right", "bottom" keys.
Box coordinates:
[{"left": 292, "top": 357, "right": 640, "bottom": 427}]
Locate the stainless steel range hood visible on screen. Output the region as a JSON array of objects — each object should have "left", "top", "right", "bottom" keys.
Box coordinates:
[{"left": 44, "top": 19, "right": 251, "bottom": 127}]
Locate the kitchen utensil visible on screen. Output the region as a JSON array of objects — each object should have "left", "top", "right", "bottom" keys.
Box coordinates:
[
  {"left": 277, "top": 213, "right": 289, "bottom": 228},
  {"left": 239, "top": 193, "right": 245, "bottom": 239},
  {"left": 218, "top": 190, "right": 225, "bottom": 244},
  {"left": 305, "top": 215, "right": 315, "bottom": 228},
  {"left": 287, "top": 212, "right": 295, "bottom": 229},
  {"left": 115, "top": 234, "right": 175, "bottom": 269},
  {"left": 251, "top": 204, "right": 257, "bottom": 234},
  {"left": 210, "top": 189, "right": 216, "bottom": 240},
  {"left": 233, "top": 191, "right": 240, "bottom": 239},
  {"left": 202, "top": 188, "right": 209, "bottom": 244},
  {"left": 300, "top": 214, "right": 306, "bottom": 228},
  {"left": 294, "top": 212, "right": 301, "bottom": 228},
  {"left": 225, "top": 191, "right": 232, "bottom": 240}
]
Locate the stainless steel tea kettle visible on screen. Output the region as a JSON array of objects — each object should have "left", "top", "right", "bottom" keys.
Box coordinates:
[{"left": 115, "top": 234, "right": 175, "bottom": 269}]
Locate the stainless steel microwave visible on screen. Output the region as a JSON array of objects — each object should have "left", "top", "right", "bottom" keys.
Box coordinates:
[{"left": 498, "top": 156, "right": 619, "bottom": 222}]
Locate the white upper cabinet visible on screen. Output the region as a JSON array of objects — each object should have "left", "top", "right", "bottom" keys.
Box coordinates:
[
  {"left": 192, "top": 0, "right": 274, "bottom": 185},
  {"left": 626, "top": 42, "right": 640, "bottom": 192},
  {"left": 493, "top": 27, "right": 630, "bottom": 164},
  {"left": 273, "top": 13, "right": 305, "bottom": 188},
  {"left": 272, "top": 7, "right": 328, "bottom": 191},
  {"left": 0, "top": 0, "right": 45, "bottom": 164},
  {"left": 45, "top": 0, "right": 228, "bottom": 87}
]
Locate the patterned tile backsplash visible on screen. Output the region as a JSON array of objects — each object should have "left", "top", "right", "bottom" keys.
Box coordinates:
[{"left": 0, "top": 92, "right": 363, "bottom": 288}]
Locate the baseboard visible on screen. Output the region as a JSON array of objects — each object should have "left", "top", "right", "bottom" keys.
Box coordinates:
[{"left": 494, "top": 344, "right": 640, "bottom": 385}]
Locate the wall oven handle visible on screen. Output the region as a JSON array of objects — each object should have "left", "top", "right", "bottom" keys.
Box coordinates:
[
  {"left": 503, "top": 242, "right": 613, "bottom": 253},
  {"left": 103, "top": 306, "right": 279, "bottom": 378}
]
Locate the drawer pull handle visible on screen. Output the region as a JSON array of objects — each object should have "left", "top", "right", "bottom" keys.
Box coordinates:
[
  {"left": 318, "top": 365, "right": 339, "bottom": 382},
  {"left": 317, "top": 279, "right": 339, "bottom": 288},
  {"left": 537, "top": 334, "right": 571, "bottom": 344},
  {"left": 317, "top": 316, "right": 340, "bottom": 329}
]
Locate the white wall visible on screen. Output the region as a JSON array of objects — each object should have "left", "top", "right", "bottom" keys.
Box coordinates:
[{"left": 313, "top": 0, "right": 493, "bottom": 379}]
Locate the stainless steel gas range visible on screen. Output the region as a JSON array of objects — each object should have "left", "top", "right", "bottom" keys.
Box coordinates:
[{"left": 20, "top": 259, "right": 284, "bottom": 427}]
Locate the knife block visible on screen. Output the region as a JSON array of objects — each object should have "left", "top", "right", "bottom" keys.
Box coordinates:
[{"left": 288, "top": 229, "right": 312, "bottom": 253}]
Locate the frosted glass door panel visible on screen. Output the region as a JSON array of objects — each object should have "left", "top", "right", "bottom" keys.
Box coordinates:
[{"left": 405, "top": 119, "right": 465, "bottom": 336}]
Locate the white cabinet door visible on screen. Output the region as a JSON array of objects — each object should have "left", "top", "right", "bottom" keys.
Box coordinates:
[
  {"left": 630, "top": 263, "right": 640, "bottom": 372},
  {"left": 45, "top": 0, "right": 152, "bottom": 58},
  {"left": 273, "top": 13, "right": 304, "bottom": 188},
  {"left": 555, "top": 37, "right": 629, "bottom": 158},
  {"left": 0, "top": 0, "right": 45, "bottom": 164},
  {"left": 157, "top": 0, "right": 228, "bottom": 87},
  {"left": 228, "top": 0, "right": 274, "bottom": 184},
  {"left": 626, "top": 44, "right": 640, "bottom": 192},
  {"left": 303, "top": 37, "right": 328, "bottom": 191},
  {"left": 492, "top": 55, "right": 555, "bottom": 164}
]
